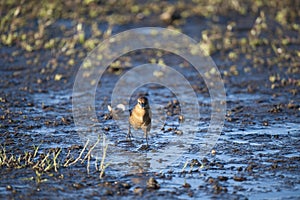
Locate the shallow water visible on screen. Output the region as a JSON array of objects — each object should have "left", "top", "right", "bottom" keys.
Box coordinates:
[{"left": 4, "top": 83, "right": 296, "bottom": 199}]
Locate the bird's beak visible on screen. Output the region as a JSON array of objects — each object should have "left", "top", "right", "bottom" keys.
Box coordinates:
[{"left": 140, "top": 103, "right": 146, "bottom": 109}]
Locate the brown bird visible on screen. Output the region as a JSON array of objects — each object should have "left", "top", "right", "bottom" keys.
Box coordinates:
[{"left": 128, "top": 97, "right": 151, "bottom": 145}]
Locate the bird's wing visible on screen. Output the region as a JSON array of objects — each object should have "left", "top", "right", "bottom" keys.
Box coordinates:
[{"left": 129, "top": 108, "right": 132, "bottom": 116}]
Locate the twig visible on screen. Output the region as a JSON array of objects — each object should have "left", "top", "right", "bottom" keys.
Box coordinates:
[
  {"left": 68, "top": 139, "right": 89, "bottom": 166},
  {"left": 82, "top": 136, "right": 100, "bottom": 163},
  {"left": 63, "top": 156, "right": 74, "bottom": 167},
  {"left": 181, "top": 160, "right": 189, "bottom": 172},
  {"left": 53, "top": 148, "right": 62, "bottom": 172},
  {"left": 87, "top": 154, "right": 91, "bottom": 174},
  {"left": 99, "top": 135, "right": 109, "bottom": 179}
]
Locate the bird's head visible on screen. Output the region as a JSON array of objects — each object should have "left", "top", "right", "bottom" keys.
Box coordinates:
[{"left": 137, "top": 97, "right": 149, "bottom": 109}]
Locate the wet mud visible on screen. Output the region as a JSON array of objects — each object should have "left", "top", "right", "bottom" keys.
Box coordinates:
[{"left": 0, "top": 1, "right": 299, "bottom": 199}]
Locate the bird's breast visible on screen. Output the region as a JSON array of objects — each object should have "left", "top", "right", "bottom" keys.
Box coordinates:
[{"left": 130, "top": 106, "right": 151, "bottom": 129}]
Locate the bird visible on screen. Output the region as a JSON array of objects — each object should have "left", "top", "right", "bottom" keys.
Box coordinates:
[{"left": 127, "top": 96, "right": 151, "bottom": 145}]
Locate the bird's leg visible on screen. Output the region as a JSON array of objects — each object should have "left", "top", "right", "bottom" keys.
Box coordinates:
[
  {"left": 161, "top": 122, "right": 166, "bottom": 131},
  {"left": 127, "top": 124, "right": 132, "bottom": 141},
  {"left": 144, "top": 130, "right": 149, "bottom": 146}
]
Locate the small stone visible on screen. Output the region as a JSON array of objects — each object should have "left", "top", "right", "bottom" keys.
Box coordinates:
[
  {"left": 136, "top": 13, "right": 145, "bottom": 20},
  {"left": 202, "top": 157, "right": 209, "bottom": 164},
  {"left": 6, "top": 185, "right": 12, "bottom": 190},
  {"left": 175, "top": 130, "right": 183, "bottom": 135},
  {"left": 207, "top": 177, "right": 215, "bottom": 184},
  {"left": 237, "top": 166, "right": 243, "bottom": 171},
  {"left": 146, "top": 177, "right": 160, "bottom": 189},
  {"left": 72, "top": 183, "right": 84, "bottom": 189},
  {"left": 183, "top": 182, "right": 191, "bottom": 188},
  {"left": 287, "top": 102, "right": 298, "bottom": 109},
  {"left": 190, "top": 159, "right": 201, "bottom": 166},
  {"left": 178, "top": 115, "right": 184, "bottom": 123},
  {"left": 211, "top": 149, "right": 217, "bottom": 155},
  {"left": 263, "top": 121, "right": 269, "bottom": 126},
  {"left": 160, "top": 7, "right": 176, "bottom": 23},
  {"left": 233, "top": 176, "right": 247, "bottom": 182},
  {"left": 213, "top": 184, "right": 228, "bottom": 193},
  {"left": 54, "top": 74, "right": 63, "bottom": 81},
  {"left": 133, "top": 187, "right": 144, "bottom": 195},
  {"left": 104, "top": 189, "right": 113, "bottom": 196},
  {"left": 173, "top": 99, "right": 179, "bottom": 105},
  {"left": 218, "top": 176, "right": 228, "bottom": 181},
  {"left": 247, "top": 85, "right": 255, "bottom": 93},
  {"left": 122, "top": 183, "right": 131, "bottom": 189}
]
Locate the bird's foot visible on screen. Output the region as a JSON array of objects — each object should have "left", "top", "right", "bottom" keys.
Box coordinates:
[{"left": 126, "top": 132, "right": 132, "bottom": 141}]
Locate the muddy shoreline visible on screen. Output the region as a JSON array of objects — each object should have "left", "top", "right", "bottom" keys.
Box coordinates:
[{"left": 1, "top": 1, "right": 299, "bottom": 199}]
